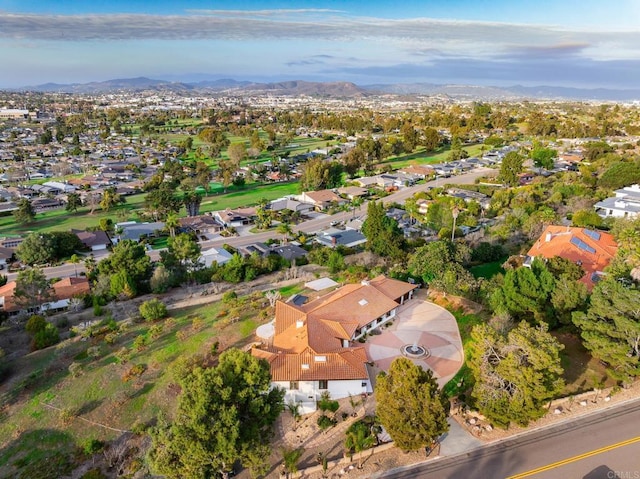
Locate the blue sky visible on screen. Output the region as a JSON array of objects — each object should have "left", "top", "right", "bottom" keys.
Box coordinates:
[{"left": 1, "top": 1, "right": 639, "bottom": 88}]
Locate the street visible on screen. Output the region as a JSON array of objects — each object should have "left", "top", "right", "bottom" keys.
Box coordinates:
[
  {"left": 7, "top": 167, "right": 492, "bottom": 280},
  {"left": 380, "top": 398, "right": 640, "bottom": 479}
]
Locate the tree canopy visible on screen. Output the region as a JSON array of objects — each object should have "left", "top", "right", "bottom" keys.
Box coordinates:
[
  {"left": 499, "top": 151, "right": 524, "bottom": 187},
  {"left": 361, "top": 201, "right": 404, "bottom": 260},
  {"left": 469, "top": 321, "right": 565, "bottom": 428},
  {"left": 148, "top": 349, "right": 284, "bottom": 479},
  {"left": 375, "top": 357, "right": 449, "bottom": 452},
  {"left": 573, "top": 279, "right": 640, "bottom": 382}
]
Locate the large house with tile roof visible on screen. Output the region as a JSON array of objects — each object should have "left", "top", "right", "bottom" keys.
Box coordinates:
[
  {"left": 524, "top": 225, "right": 618, "bottom": 289},
  {"left": 0, "top": 276, "right": 90, "bottom": 316},
  {"left": 252, "top": 276, "right": 417, "bottom": 412}
]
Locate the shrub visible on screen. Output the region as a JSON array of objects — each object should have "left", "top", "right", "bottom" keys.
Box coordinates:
[
  {"left": 222, "top": 291, "right": 237, "bottom": 304},
  {"left": 82, "top": 439, "right": 105, "bottom": 455},
  {"left": 81, "top": 469, "right": 107, "bottom": 479},
  {"left": 25, "top": 315, "right": 47, "bottom": 336},
  {"left": 191, "top": 317, "right": 205, "bottom": 332},
  {"left": 148, "top": 324, "right": 163, "bottom": 339},
  {"left": 68, "top": 362, "right": 82, "bottom": 378},
  {"left": 132, "top": 335, "right": 148, "bottom": 352},
  {"left": 122, "top": 363, "right": 146, "bottom": 382},
  {"left": 114, "top": 347, "right": 130, "bottom": 364},
  {"left": 32, "top": 324, "right": 60, "bottom": 351},
  {"left": 104, "top": 332, "right": 119, "bottom": 344},
  {"left": 139, "top": 298, "right": 167, "bottom": 322},
  {"left": 317, "top": 415, "right": 337, "bottom": 430},
  {"left": 87, "top": 346, "right": 101, "bottom": 359}
]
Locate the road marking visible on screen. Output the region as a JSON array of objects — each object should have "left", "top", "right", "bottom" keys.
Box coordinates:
[{"left": 507, "top": 435, "right": 640, "bottom": 478}]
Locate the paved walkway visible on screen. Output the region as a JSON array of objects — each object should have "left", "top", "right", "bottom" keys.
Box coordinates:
[{"left": 363, "top": 290, "right": 464, "bottom": 387}]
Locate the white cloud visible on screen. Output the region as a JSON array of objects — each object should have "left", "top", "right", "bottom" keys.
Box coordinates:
[{"left": 0, "top": 10, "right": 638, "bottom": 64}]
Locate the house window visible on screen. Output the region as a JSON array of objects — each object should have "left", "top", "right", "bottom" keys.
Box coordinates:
[
  {"left": 361, "top": 382, "right": 367, "bottom": 388},
  {"left": 289, "top": 381, "right": 299, "bottom": 390},
  {"left": 318, "top": 380, "right": 328, "bottom": 390}
]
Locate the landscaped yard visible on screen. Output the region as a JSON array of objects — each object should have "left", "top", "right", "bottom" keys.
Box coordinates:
[
  {"left": 0, "top": 286, "right": 277, "bottom": 479},
  {"left": 469, "top": 259, "right": 506, "bottom": 279}
]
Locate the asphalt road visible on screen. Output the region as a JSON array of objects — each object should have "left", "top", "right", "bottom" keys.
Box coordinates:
[
  {"left": 8, "top": 167, "right": 492, "bottom": 280},
  {"left": 380, "top": 398, "right": 640, "bottom": 479}
]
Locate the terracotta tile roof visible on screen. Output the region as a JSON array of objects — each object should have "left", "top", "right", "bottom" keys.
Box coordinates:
[
  {"left": 257, "top": 276, "right": 416, "bottom": 382},
  {"left": 51, "top": 277, "right": 91, "bottom": 300},
  {"left": 527, "top": 225, "right": 618, "bottom": 289},
  {"left": 303, "top": 189, "right": 342, "bottom": 204},
  {"left": 258, "top": 347, "right": 369, "bottom": 382},
  {"left": 368, "top": 275, "right": 418, "bottom": 301},
  {"left": 0, "top": 281, "right": 18, "bottom": 312}
]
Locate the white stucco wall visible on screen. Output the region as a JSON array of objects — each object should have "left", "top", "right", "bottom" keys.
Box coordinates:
[{"left": 275, "top": 379, "right": 371, "bottom": 413}]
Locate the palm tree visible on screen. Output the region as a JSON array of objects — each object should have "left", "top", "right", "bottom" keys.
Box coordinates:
[
  {"left": 69, "top": 254, "right": 80, "bottom": 278},
  {"left": 345, "top": 422, "right": 376, "bottom": 469},
  {"left": 277, "top": 222, "right": 293, "bottom": 244},
  {"left": 165, "top": 213, "right": 180, "bottom": 238},
  {"left": 281, "top": 447, "right": 304, "bottom": 479},
  {"left": 286, "top": 400, "right": 301, "bottom": 431}
]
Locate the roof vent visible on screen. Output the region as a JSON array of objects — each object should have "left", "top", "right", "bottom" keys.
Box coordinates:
[
  {"left": 315, "top": 355, "right": 327, "bottom": 362},
  {"left": 361, "top": 279, "right": 370, "bottom": 286},
  {"left": 359, "top": 299, "right": 368, "bottom": 306},
  {"left": 296, "top": 320, "right": 304, "bottom": 329},
  {"left": 301, "top": 363, "right": 310, "bottom": 370},
  {"left": 545, "top": 233, "right": 552, "bottom": 242}
]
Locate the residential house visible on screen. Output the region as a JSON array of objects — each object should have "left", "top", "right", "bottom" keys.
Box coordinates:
[
  {"left": 0, "top": 276, "right": 90, "bottom": 316},
  {"left": 337, "top": 186, "right": 369, "bottom": 200},
  {"left": 524, "top": 225, "right": 618, "bottom": 289},
  {"left": 446, "top": 188, "right": 491, "bottom": 210},
  {"left": 214, "top": 209, "right": 254, "bottom": 228},
  {"left": 252, "top": 276, "right": 417, "bottom": 411},
  {"left": 270, "top": 198, "right": 314, "bottom": 215},
  {"left": 237, "top": 242, "right": 271, "bottom": 257},
  {"left": 0, "top": 247, "right": 14, "bottom": 269},
  {"left": 270, "top": 244, "right": 308, "bottom": 262},
  {"left": 594, "top": 184, "right": 640, "bottom": 219},
  {"left": 199, "top": 247, "right": 234, "bottom": 268},
  {"left": 72, "top": 229, "right": 112, "bottom": 252},
  {"left": 315, "top": 228, "right": 367, "bottom": 249},
  {"left": 116, "top": 222, "right": 165, "bottom": 243},
  {"left": 299, "top": 190, "right": 345, "bottom": 211},
  {"left": 178, "top": 215, "right": 224, "bottom": 238},
  {"left": 398, "top": 165, "right": 435, "bottom": 179}
]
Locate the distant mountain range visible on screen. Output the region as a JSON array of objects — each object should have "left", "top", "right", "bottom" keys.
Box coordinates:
[{"left": 11, "top": 77, "right": 640, "bottom": 101}]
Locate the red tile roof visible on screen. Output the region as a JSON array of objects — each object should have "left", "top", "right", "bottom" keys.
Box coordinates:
[
  {"left": 255, "top": 276, "right": 416, "bottom": 382},
  {"left": 527, "top": 225, "right": 618, "bottom": 289}
]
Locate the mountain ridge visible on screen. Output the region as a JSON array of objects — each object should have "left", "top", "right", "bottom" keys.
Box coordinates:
[{"left": 9, "top": 77, "right": 640, "bottom": 101}]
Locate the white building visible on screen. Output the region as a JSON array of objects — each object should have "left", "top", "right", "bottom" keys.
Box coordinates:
[{"left": 594, "top": 184, "right": 640, "bottom": 218}]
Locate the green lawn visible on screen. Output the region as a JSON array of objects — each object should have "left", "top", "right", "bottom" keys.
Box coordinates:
[
  {"left": 198, "top": 182, "right": 299, "bottom": 213},
  {"left": 469, "top": 259, "right": 506, "bottom": 279},
  {"left": 384, "top": 144, "right": 486, "bottom": 169}
]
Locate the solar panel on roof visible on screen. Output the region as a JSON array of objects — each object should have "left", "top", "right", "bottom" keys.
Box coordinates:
[
  {"left": 584, "top": 229, "right": 601, "bottom": 241},
  {"left": 570, "top": 236, "right": 596, "bottom": 254}
]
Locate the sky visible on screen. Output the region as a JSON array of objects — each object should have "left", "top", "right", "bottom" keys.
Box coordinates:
[{"left": 1, "top": 0, "right": 640, "bottom": 89}]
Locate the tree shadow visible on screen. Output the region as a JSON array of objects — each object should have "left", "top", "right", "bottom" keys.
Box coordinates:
[
  {"left": 0, "top": 428, "right": 76, "bottom": 478},
  {"left": 78, "top": 398, "right": 104, "bottom": 415},
  {"left": 583, "top": 465, "right": 616, "bottom": 479},
  {"left": 128, "top": 381, "right": 154, "bottom": 399}
]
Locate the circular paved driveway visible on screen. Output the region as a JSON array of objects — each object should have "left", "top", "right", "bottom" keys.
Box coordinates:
[{"left": 363, "top": 291, "right": 464, "bottom": 387}]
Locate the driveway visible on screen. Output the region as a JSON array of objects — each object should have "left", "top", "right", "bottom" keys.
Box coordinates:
[{"left": 363, "top": 291, "right": 464, "bottom": 388}]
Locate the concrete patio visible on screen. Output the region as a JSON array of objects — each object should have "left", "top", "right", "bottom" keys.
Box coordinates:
[{"left": 363, "top": 290, "right": 464, "bottom": 387}]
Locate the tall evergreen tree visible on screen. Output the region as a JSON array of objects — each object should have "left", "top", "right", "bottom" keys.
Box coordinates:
[
  {"left": 376, "top": 358, "right": 448, "bottom": 452},
  {"left": 573, "top": 279, "right": 640, "bottom": 382},
  {"left": 148, "top": 349, "right": 284, "bottom": 479},
  {"left": 361, "top": 201, "right": 404, "bottom": 259},
  {"left": 469, "top": 321, "right": 565, "bottom": 428}
]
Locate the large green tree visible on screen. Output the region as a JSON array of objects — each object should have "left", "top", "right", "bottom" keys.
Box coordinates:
[
  {"left": 14, "top": 268, "right": 53, "bottom": 312},
  {"left": 97, "top": 240, "right": 151, "bottom": 295},
  {"left": 408, "top": 240, "right": 475, "bottom": 295},
  {"left": 299, "top": 157, "right": 343, "bottom": 192},
  {"left": 144, "top": 183, "right": 182, "bottom": 221},
  {"left": 376, "top": 358, "right": 449, "bottom": 452},
  {"left": 469, "top": 321, "right": 565, "bottom": 428},
  {"left": 13, "top": 198, "right": 35, "bottom": 224},
  {"left": 490, "top": 259, "right": 555, "bottom": 324},
  {"left": 16, "top": 232, "right": 82, "bottom": 266},
  {"left": 148, "top": 349, "right": 284, "bottom": 479},
  {"left": 361, "top": 201, "right": 404, "bottom": 260},
  {"left": 499, "top": 151, "right": 524, "bottom": 187},
  {"left": 573, "top": 279, "right": 640, "bottom": 382}
]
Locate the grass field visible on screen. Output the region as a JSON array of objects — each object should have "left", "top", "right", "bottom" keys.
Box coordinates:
[
  {"left": 383, "top": 143, "right": 486, "bottom": 170},
  {"left": 0, "top": 181, "right": 299, "bottom": 237},
  {"left": 0, "top": 287, "right": 276, "bottom": 478},
  {"left": 469, "top": 259, "right": 506, "bottom": 279}
]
